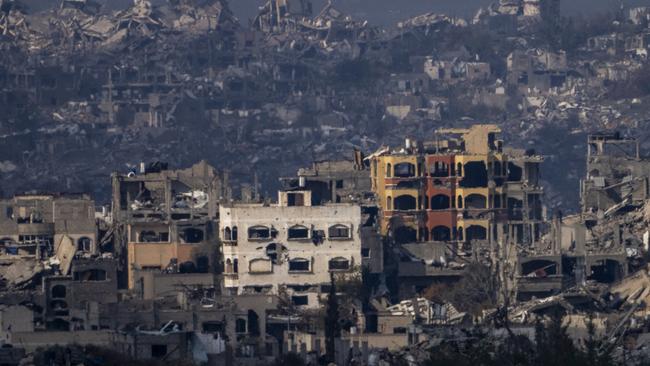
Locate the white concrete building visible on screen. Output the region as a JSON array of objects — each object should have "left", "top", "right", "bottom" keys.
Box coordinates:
[{"left": 219, "top": 190, "right": 362, "bottom": 308}]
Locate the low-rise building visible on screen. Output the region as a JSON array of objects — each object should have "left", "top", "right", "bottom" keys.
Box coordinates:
[{"left": 0, "top": 194, "right": 97, "bottom": 259}]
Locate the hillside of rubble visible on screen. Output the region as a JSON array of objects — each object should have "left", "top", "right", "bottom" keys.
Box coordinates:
[{"left": 2, "top": 1, "right": 650, "bottom": 213}]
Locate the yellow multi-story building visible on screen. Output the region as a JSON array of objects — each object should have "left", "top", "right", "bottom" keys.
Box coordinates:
[{"left": 369, "top": 124, "right": 545, "bottom": 247}]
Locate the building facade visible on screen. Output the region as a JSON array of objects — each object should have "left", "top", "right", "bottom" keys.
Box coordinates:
[
  {"left": 111, "top": 161, "right": 225, "bottom": 289},
  {"left": 220, "top": 190, "right": 362, "bottom": 308},
  {"left": 369, "top": 124, "right": 545, "bottom": 248},
  {"left": 0, "top": 194, "right": 97, "bottom": 258}
]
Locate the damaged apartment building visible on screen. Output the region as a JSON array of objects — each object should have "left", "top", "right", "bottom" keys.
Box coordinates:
[
  {"left": 279, "top": 152, "right": 384, "bottom": 275},
  {"left": 0, "top": 194, "right": 99, "bottom": 290},
  {"left": 368, "top": 125, "right": 546, "bottom": 297},
  {"left": 219, "top": 188, "right": 362, "bottom": 308},
  {"left": 513, "top": 131, "right": 650, "bottom": 300},
  {"left": 0, "top": 192, "right": 120, "bottom": 334},
  {"left": 0, "top": 194, "right": 97, "bottom": 259},
  {"left": 553, "top": 132, "right": 650, "bottom": 286},
  {"left": 111, "top": 160, "right": 227, "bottom": 290}
]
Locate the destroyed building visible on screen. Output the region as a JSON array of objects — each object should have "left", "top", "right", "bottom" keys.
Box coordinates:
[
  {"left": 0, "top": 194, "right": 98, "bottom": 292},
  {"left": 111, "top": 160, "right": 226, "bottom": 289},
  {"left": 582, "top": 132, "right": 647, "bottom": 214},
  {"left": 507, "top": 49, "right": 568, "bottom": 93},
  {"left": 0, "top": 193, "right": 97, "bottom": 259}
]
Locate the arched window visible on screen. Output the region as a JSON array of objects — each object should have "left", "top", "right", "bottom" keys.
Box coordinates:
[
  {"left": 328, "top": 257, "right": 350, "bottom": 271},
  {"left": 233, "top": 259, "right": 239, "bottom": 273},
  {"left": 386, "top": 163, "right": 392, "bottom": 178},
  {"left": 394, "top": 163, "right": 416, "bottom": 178},
  {"left": 457, "top": 163, "right": 463, "bottom": 176},
  {"left": 288, "top": 258, "right": 310, "bottom": 272},
  {"left": 466, "top": 225, "right": 487, "bottom": 241},
  {"left": 432, "top": 226, "right": 451, "bottom": 241},
  {"left": 225, "top": 259, "right": 233, "bottom": 273},
  {"left": 232, "top": 226, "right": 238, "bottom": 241},
  {"left": 225, "top": 258, "right": 233, "bottom": 273},
  {"left": 457, "top": 195, "right": 463, "bottom": 209},
  {"left": 248, "top": 310, "right": 260, "bottom": 336},
  {"left": 288, "top": 225, "right": 309, "bottom": 240},
  {"left": 457, "top": 227, "right": 464, "bottom": 241},
  {"left": 328, "top": 225, "right": 350, "bottom": 239},
  {"left": 224, "top": 227, "right": 232, "bottom": 241},
  {"left": 52, "top": 285, "right": 67, "bottom": 299},
  {"left": 386, "top": 196, "right": 392, "bottom": 210},
  {"left": 249, "top": 258, "right": 272, "bottom": 273},
  {"left": 465, "top": 194, "right": 487, "bottom": 209},
  {"left": 248, "top": 226, "right": 271, "bottom": 240},
  {"left": 77, "top": 237, "right": 92, "bottom": 252},
  {"left": 430, "top": 195, "right": 450, "bottom": 210},
  {"left": 394, "top": 195, "right": 417, "bottom": 210}
]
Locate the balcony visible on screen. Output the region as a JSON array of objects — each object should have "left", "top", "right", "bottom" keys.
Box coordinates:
[{"left": 222, "top": 240, "right": 238, "bottom": 246}]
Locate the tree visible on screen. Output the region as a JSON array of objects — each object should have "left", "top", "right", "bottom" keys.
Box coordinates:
[
  {"left": 325, "top": 272, "right": 340, "bottom": 363},
  {"left": 585, "top": 313, "right": 614, "bottom": 366},
  {"left": 534, "top": 310, "right": 585, "bottom": 366}
]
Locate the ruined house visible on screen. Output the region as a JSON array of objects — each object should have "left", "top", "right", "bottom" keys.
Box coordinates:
[
  {"left": 424, "top": 58, "right": 491, "bottom": 83},
  {"left": 507, "top": 49, "right": 568, "bottom": 93},
  {"left": 0, "top": 194, "right": 97, "bottom": 260}
]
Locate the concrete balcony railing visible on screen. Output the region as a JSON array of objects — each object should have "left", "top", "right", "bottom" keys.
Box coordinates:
[{"left": 222, "top": 240, "right": 238, "bottom": 246}]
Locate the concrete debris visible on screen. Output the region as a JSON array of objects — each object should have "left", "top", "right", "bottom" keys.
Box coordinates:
[
  {"left": 387, "top": 298, "right": 467, "bottom": 325},
  {"left": 0, "top": 259, "right": 44, "bottom": 289}
]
